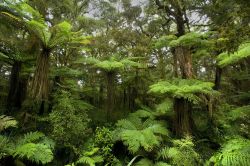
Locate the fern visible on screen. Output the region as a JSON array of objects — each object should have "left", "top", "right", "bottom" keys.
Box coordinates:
[
  {"left": 0, "top": 115, "right": 18, "bottom": 131},
  {"left": 207, "top": 138, "right": 250, "bottom": 166},
  {"left": 149, "top": 79, "right": 217, "bottom": 104},
  {"left": 158, "top": 136, "right": 202, "bottom": 166},
  {"left": 135, "top": 158, "right": 154, "bottom": 166},
  {"left": 0, "top": 135, "right": 14, "bottom": 159},
  {"left": 114, "top": 110, "right": 168, "bottom": 154},
  {"left": 75, "top": 148, "right": 103, "bottom": 166},
  {"left": 12, "top": 131, "right": 54, "bottom": 164},
  {"left": 218, "top": 42, "right": 250, "bottom": 67},
  {"left": 13, "top": 143, "right": 53, "bottom": 164}
]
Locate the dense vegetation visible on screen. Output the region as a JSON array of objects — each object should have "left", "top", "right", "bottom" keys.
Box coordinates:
[{"left": 0, "top": 0, "right": 250, "bottom": 165}]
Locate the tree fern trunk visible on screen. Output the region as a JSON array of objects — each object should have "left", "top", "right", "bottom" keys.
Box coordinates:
[
  {"left": 213, "top": 66, "right": 222, "bottom": 90},
  {"left": 174, "top": 46, "right": 194, "bottom": 136},
  {"left": 7, "top": 61, "right": 27, "bottom": 111},
  {"left": 106, "top": 72, "right": 115, "bottom": 121},
  {"left": 31, "top": 49, "right": 50, "bottom": 101}
]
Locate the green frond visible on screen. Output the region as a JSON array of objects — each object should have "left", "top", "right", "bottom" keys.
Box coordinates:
[
  {"left": 17, "top": 131, "right": 45, "bottom": 145},
  {"left": 158, "top": 137, "right": 202, "bottom": 166},
  {"left": 154, "top": 35, "right": 177, "bottom": 49},
  {"left": 116, "top": 119, "right": 137, "bottom": 130},
  {"left": 129, "top": 109, "right": 154, "bottom": 119},
  {"left": 218, "top": 42, "right": 250, "bottom": 67},
  {"left": 95, "top": 60, "right": 124, "bottom": 72},
  {"left": 155, "top": 162, "right": 171, "bottom": 166},
  {"left": 13, "top": 143, "right": 53, "bottom": 164},
  {"left": 228, "top": 105, "right": 250, "bottom": 121},
  {"left": 169, "top": 32, "right": 204, "bottom": 47},
  {"left": 0, "top": 115, "right": 18, "bottom": 131},
  {"left": 26, "top": 20, "right": 50, "bottom": 45},
  {"left": 149, "top": 79, "right": 217, "bottom": 104},
  {"left": 51, "top": 66, "right": 83, "bottom": 78},
  {"left": 0, "top": 135, "right": 14, "bottom": 159},
  {"left": 77, "top": 147, "right": 103, "bottom": 166},
  {"left": 115, "top": 110, "right": 168, "bottom": 154},
  {"left": 207, "top": 138, "right": 250, "bottom": 166},
  {"left": 155, "top": 99, "right": 173, "bottom": 114},
  {"left": 135, "top": 158, "right": 153, "bottom": 166},
  {"left": 49, "top": 21, "right": 72, "bottom": 48}
]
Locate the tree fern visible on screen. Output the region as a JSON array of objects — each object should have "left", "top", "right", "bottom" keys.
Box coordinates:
[
  {"left": 149, "top": 79, "right": 217, "bottom": 104},
  {"left": 114, "top": 110, "right": 168, "bottom": 154},
  {"left": 207, "top": 138, "right": 250, "bottom": 166}
]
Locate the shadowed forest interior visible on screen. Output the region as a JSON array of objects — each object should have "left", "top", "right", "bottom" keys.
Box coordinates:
[{"left": 0, "top": 0, "right": 250, "bottom": 165}]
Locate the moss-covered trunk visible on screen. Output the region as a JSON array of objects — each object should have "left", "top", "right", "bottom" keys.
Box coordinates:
[
  {"left": 31, "top": 49, "right": 50, "bottom": 100},
  {"left": 174, "top": 46, "right": 194, "bottom": 136}
]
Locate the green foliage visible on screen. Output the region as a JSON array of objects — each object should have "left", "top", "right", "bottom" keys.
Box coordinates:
[
  {"left": 13, "top": 143, "right": 53, "bottom": 164},
  {"left": 114, "top": 110, "right": 168, "bottom": 154},
  {"left": 158, "top": 136, "right": 202, "bottom": 166},
  {"left": 207, "top": 138, "right": 250, "bottom": 166},
  {"left": 218, "top": 42, "right": 250, "bottom": 67},
  {"left": 48, "top": 90, "right": 90, "bottom": 147},
  {"left": 76, "top": 148, "right": 103, "bottom": 166},
  {"left": 149, "top": 79, "right": 217, "bottom": 104},
  {"left": 0, "top": 115, "right": 17, "bottom": 131},
  {"left": 0, "top": 130, "right": 54, "bottom": 164},
  {"left": 83, "top": 55, "right": 140, "bottom": 72},
  {"left": 0, "top": 135, "right": 14, "bottom": 159},
  {"left": 13, "top": 131, "right": 54, "bottom": 164},
  {"left": 153, "top": 35, "right": 177, "bottom": 49}
]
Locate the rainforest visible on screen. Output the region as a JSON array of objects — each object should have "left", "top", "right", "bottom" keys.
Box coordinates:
[{"left": 0, "top": 0, "right": 250, "bottom": 166}]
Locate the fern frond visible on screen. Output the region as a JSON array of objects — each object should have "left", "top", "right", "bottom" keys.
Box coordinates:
[
  {"left": 13, "top": 143, "right": 53, "bottom": 164},
  {"left": 155, "top": 162, "right": 171, "bottom": 166},
  {"left": 115, "top": 110, "right": 168, "bottom": 154},
  {"left": 135, "top": 158, "right": 153, "bottom": 166},
  {"left": 0, "top": 135, "right": 15, "bottom": 159},
  {"left": 0, "top": 115, "right": 18, "bottom": 131},
  {"left": 17, "top": 131, "right": 45, "bottom": 145},
  {"left": 208, "top": 138, "right": 250, "bottom": 166},
  {"left": 149, "top": 79, "right": 217, "bottom": 104},
  {"left": 218, "top": 42, "right": 250, "bottom": 67}
]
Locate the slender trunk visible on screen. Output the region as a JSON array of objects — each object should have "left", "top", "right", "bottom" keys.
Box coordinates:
[
  {"left": 213, "top": 67, "right": 222, "bottom": 90},
  {"left": 31, "top": 49, "right": 50, "bottom": 100},
  {"left": 106, "top": 72, "right": 115, "bottom": 121}
]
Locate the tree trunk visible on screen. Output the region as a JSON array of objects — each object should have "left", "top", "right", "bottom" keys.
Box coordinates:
[
  {"left": 7, "top": 61, "right": 27, "bottom": 111},
  {"left": 213, "top": 66, "right": 222, "bottom": 90},
  {"left": 31, "top": 49, "right": 50, "bottom": 115},
  {"left": 106, "top": 72, "right": 115, "bottom": 121},
  {"left": 174, "top": 98, "right": 193, "bottom": 135},
  {"left": 31, "top": 49, "right": 50, "bottom": 100}
]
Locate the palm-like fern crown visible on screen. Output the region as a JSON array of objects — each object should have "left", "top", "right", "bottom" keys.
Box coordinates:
[
  {"left": 149, "top": 79, "right": 218, "bottom": 104},
  {"left": 0, "top": 1, "right": 86, "bottom": 50},
  {"left": 82, "top": 55, "right": 140, "bottom": 72},
  {"left": 114, "top": 109, "right": 168, "bottom": 154},
  {"left": 154, "top": 32, "right": 210, "bottom": 49}
]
